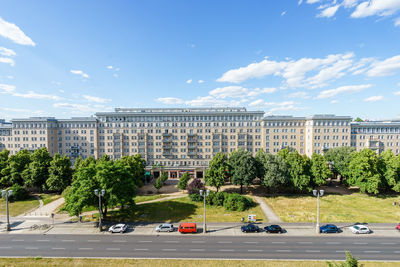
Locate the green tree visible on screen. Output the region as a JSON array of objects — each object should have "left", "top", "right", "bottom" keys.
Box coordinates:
[
  {"left": 228, "top": 149, "right": 257, "bottom": 194},
  {"left": 0, "top": 149, "right": 10, "bottom": 187},
  {"left": 347, "top": 149, "right": 383, "bottom": 194},
  {"left": 24, "top": 147, "right": 52, "bottom": 191},
  {"left": 255, "top": 149, "right": 266, "bottom": 179},
  {"left": 119, "top": 154, "right": 146, "bottom": 187},
  {"left": 177, "top": 172, "right": 190, "bottom": 190},
  {"left": 354, "top": 117, "right": 364, "bottom": 122},
  {"left": 261, "top": 154, "right": 290, "bottom": 192},
  {"left": 160, "top": 171, "right": 168, "bottom": 184},
  {"left": 279, "top": 148, "right": 312, "bottom": 192},
  {"left": 205, "top": 152, "right": 229, "bottom": 192},
  {"left": 381, "top": 150, "right": 400, "bottom": 192},
  {"left": 46, "top": 154, "right": 72, "bottom": 193},
  {"left": 1, "top": 149, "right": 31, "bottom": 187},
  {"left": 311, "top": 153, "right": 332, "bottom": 186},
  {"left": 154, "top": 176, "right": 163, "bottom": 193},
  {"left": 324, "top": 147, "right": 355, "bottom": 180},
  {"left": 327, "top": 251, "right": 360, "bottom": 267}
]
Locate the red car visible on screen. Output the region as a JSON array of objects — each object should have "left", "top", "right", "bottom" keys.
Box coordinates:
[{"left": 396, "top": 223, "right": 400, "bottom": 231}]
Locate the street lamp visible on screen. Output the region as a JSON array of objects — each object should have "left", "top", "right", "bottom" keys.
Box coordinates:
[
  {"left": 199, "top": 189, "right": 210, "bottom": 234},
  {"left": 313, "top": 189, "right": 324, "bottom": 234},
  {"left": 94, "top": 189, "right": 105, "bottom": 232},
  {"left": 1, "top": 190, "right": 13, "bottom": 231}
]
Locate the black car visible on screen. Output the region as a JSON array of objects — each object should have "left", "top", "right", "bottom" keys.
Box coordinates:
[
  {"left": 264, "top": 224, "right": 283, "bottom": 233},
  {"left": 241, "top": 224, "right": 261, "bottom": 233}
]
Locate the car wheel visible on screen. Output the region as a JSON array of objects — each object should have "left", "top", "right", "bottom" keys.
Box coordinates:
[{"left": 355, "top": 231, "right": 359, "bottom": 234}]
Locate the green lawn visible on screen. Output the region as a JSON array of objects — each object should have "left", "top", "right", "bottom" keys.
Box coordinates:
[
  {"left": 40, "top": 194, "right": 62, "bottom": 206},
  {"left": 264, "top": 193, "right": 400, "bottom": 223},
  {"left": 0, "top": 197, "right": 39, "bottom": 216},
  {"left": 104, "top": 196, "right": 266, "bottom": 223},
  {"left": 134, "top": 194, "right": 167, "bottom": 203}
]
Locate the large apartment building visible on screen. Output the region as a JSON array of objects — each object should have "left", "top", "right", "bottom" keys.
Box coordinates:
[{"left": 1, "top": 107, "right": 399, "bottom": 178}]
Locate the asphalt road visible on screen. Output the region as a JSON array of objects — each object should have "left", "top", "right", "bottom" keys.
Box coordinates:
[{"left": 0, "top": 234, "right": 400, "bottom": 261}]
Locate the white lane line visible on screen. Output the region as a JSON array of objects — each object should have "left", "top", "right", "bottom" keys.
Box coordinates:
[
  {"left": 306, "top": 250, "right": 320, "bottom": 253},
  {"left": 36, "top": 240, "right": 50, "bottom": 242},
  {"left": 326, "top": 242, "right": 340, "bottom": 244},
  {"left": 218, "top": 241, "right": 232, "bottom": 244},
  {"left": 354, "top": 242, "right": 368, "bottom": 245},
  {"left": 139, "top": 241, "right": 152, "bottom": 243},
  {"left": 244, "top": 241, "right": 259, "bottom": 244},
  {"left": 106, "top": 248, "right": 121, "bottom": 251},
  {"left": 79, "top": 248, "right": 93, "bottom": 250},
  {"left": 219, "top": 249, "right": 235, "bottom": 252},
  {"left": 336, "top": 250, "right": 346, "bottom": 253},
  {"left": 162, "top": 248, "right": 177, "bottom": 251},
  {"left": 190, "top": 249, "right": 205, "bottom": 251},
  {"left": 272, "top": 241, "right": 286, "bottom": 244},
  {"left": 52, "top": 247, "right": 66, "bottom": 250},
  {"left": 248, "top": 249, "right": 263, "bottom": 252},
  {"left": 25, "top": 247, "right": 38, "bottom": 250},
  {"left": 381, "top": 242, "right": 396, "bottom": 245},
  {"left": 276, "top": 250, "right": 291, "bottom": 252},
  {"left": 0, "top": 247, "right": 11, "bottom": 249},
  {"left": 165, "top": 241, "right": 179, "bottom": 243},
  {"left": 364, "top": 251, "right": 380, "bottom": 253},
  {"left": 12, "top": 239, "right": 24, "bottom": 242},
  {"left": 298, "top": 242, "right": 312, "bottom": 244},
  {"left": 394, "top": 251, "right": 400, "bottom": 253},
  {"left": 62, "top": 240, "right": 75, "bottom": 242},
  {"left": 192, "top": 241, "right": 205, "bottom": 243},
  {"left": 134, "top": 248, "right": 149, "bottom": 251},
  {"left": 113, "top": 240, "right": 127, "bottom": 243},
  {"left": 88, "top": 240, "right": 100, "bottom": 242}
]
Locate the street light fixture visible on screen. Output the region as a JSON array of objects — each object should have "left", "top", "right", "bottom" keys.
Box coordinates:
[
  {"left": 199, "top": 189, "right": 210, "bottom": 234},
  {"left": 313, "top": 189, "right": 324, "bottom": 234},
  {"left": 94, "top": 189, "right": 105, "bottom": 232},
  {"left": 1, "top": 190, "right": 13, "bottom": 231}
]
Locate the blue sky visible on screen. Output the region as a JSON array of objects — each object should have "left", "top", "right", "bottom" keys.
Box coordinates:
[{"left": 1, "top": 0, "right": 400, "bottom": 120}]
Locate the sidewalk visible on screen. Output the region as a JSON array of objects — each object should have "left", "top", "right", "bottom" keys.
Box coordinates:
[
  {"left": 24, "top": 197, "right": 65, "bottom": 217},
  {"left": 253, "top": 196, "right": 282, "bottom": 223}
]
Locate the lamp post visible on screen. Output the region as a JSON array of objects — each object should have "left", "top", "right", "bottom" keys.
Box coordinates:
[
  {"left": 94, "top": 189, "right": 105, "bottom": 232},
  {"left": 1, "top": 190, "right": 13, "bottom": 231},
  {"left": 313, "top": 189, "right": 324, "bottom": 234},
  {"left": 199, "top": 189, "right": 209, "bottom": 234}
]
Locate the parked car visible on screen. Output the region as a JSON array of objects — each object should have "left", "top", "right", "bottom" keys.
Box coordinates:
[
  {"left": 320, "top": 224, "right": 340, "bottom": 233},
  {"left": 264, "top": 224, "right": 283, "bottom": 233},
  {"left": 155, "top": 223, "right": 174, "bottom": 232},
  {"left": 396, "top": 223, "right": 400, "bottom": 231},
  {"left": 241, "top": 224, "right": 261, "bottom": 233},
  {"left": 178, "top": 223, "right": 197, "bottom": 233},
  {"left": 108, "top": 224, "right": 128, "bottom": 233},
  {"left": 350, "top": 225, "right": 370, "bottom": 234}
]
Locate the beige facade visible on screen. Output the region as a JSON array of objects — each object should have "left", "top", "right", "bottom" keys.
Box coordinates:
[{"left": 1, "top": 108, "right": 400, "bottom": 176}]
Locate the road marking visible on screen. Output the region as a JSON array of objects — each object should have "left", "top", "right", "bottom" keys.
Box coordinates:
[
  {"left": 113, "top": 240, "right": 127, "bottom": 243},
  {"left": 52, "top": 247, "right": 66, "bottom": 250},
  {"left": 162, "top": 249, "right": 177, "bottom": 251},
  {"left": 25, "top": 247, "right": 38, "bottom": 250},
  {"left": 306, "top": 250, "right": 320, "bottom": 253},
  {"left": 88, "top": 240, "right": 100, "bottom": 242},
  {"left": 79, "top": 248, "right": 93, "bottom": 250},
  {"left": 134, "top": 248, "right": 149, "bottom": 251},
  {"left": 326, "top": 242, "right": 340, "bottom": 244},
  {"left": 36, "top": 239, "right": 50, "bottom": 242},
  {"left": 354, "top": 242, "right": 368, "bottom": 245},
  {"left": 0, "top": 247, "right": 11, "bottom": 249},
  {"left": 336, "top": 250, "right": 346, "bottom": 253},
  {"left": 394, "top": 251, "right": 400, "bottom": 253},
  {"left": 244, "top": 241, "right": 259, "bottom": 244},
  {"left": 192, "top": 241, "right": 205, "bottom": 243},
  {"left": 381, "top": 242, "right": 396, "bottom": 245},
  {"left": 248, "top": 249, "right": 263, "bottom": 252},
  {"left": 271, "top": 241, "right": 286, "bottom": 244},
  {"left": 218, "top": 241, "right": 232, "bottom": 244},
  {"left": 364, "top": 251, "right": 380, "bottom": 253},
  {"left": 276, "top": 250, "right": 291, "bottom": 252},
  {"left": 190, "top": 249, "right": 205, "bottom": 251},
  {"left": 106, "top": 248, "right": 121, "bottom": 251},
  {"left": 62, "top": 240, "right": 75, "bottom": 242},
  {"left": 219, "top": 249, "right": 235, "bottom": 252},
  {"left": 139, "top": 240, "right": 152, "bottom": 243},
  {"left": 165, "top": 241, "right": 179, "bottom": 243},
  {"left": 12, "top": 239, "right": 24, "bottom": 242},
  {"left": 298, "top": 242, "right": 312, "bottom": 244}
]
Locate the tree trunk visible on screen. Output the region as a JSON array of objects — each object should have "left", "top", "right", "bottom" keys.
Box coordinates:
[
  {"left": 240, "top": 184, "right": 243, "bottom": 194},
  {"left": 216, "top": 187, "right": 219, "bottom": 193}
]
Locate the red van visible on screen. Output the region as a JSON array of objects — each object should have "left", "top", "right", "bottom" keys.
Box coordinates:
[{"left": 178, "top": 223, "right": 197, "bottom": 233}]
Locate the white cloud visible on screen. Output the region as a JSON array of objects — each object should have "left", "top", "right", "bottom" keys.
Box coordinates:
[
  {"left": 364, "top": 95, "right": 384, "bottom": 102},
  {"left": 351, "top": 0, "right": 400, "bottom": 18},
  {"left": 298, "top": 0, "right": 304, "bottom": 5},
  {"left": 0, "top": 57, "right": 15, "bottom": 66},
  {"left": 286, "top": 91, "right": 310, "bottom": 99},
  {"left": 366, "top": 55, "right": 400, "bottom": 77},
  {"left": 156, "top": 97, "right": 184, "bottom": 105},
  {"left": 12, "top": 91, "right": 62, "bottom": 101},
  {"left": 343, "top": 0, "right": 360, "bottom": 8},
  {"left": 281, "top": 11, "right": 287, "bottom": 16},
  {"left": 393, "top": 91, "right": 400, "bottom": 95},
  {"left": 107, "top": 65, "right": 113, "bottom": 69},
  {"left": 316, "top": 84, "right": 372, "bottom": 99},
  {"left": 0, "top": 16, "right": 35, "bottom": 46},
  {"left": 70, "top": 69, "right": 89, "bottom": 79},
  {"left": 248, "top": 100, "right": 306, "bottom": 113},
  {"left": 185, "top": 96, "right": 241, "bottom": 107},
  {"left": 330, "top": 100, "right": 339, "bottom": 104},
  {"left": 209, "top": 86, "right": 248, "bottom": 99},
  {"left": 307, "top": 0, "right": 321, "bottom": 3},
  {"left": 318, "top": 4, "right": 341, "bottom": 18},
  {"left": 82, "top": 95, "right": 111, "bottom": 103},
  {"left": 186, "top": 79, "right": 192, "bottom": 84},
  {"left": 198, "top": 80, "right": 204, "bottom": 83},
  {"left": 396, "top": 17, "right": 400, "bottom": 26},
  {"left": 0, "top": 83, "right": 15, "bottom": 93},
  {"left": 0, "top": 47, "right": 16, "bottom": 57},
  {"left": 53, "top": 103, "right": 104, "bottom": 113},
  {"left": 7, "top": 75, "right": 14, "bottom": 79},
  {"left": 247, "top": 87, "right": 277, "bottom": 97}
]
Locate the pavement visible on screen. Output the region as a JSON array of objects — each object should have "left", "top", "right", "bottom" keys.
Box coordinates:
[
  {"left": 23, "top": 197, "right": 65, "bottom": 217},
  {"left": 0, "top": 234, "right": 399, "bottom": 261},
  {"left": 253, "top": 196, "right": 282, "bottom": 223}
]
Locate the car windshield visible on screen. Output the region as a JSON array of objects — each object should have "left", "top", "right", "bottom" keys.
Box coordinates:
[{"left": 353, "top": 226, "right": 359, "bottom": 230}]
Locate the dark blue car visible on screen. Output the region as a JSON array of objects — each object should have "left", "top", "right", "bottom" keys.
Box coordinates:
[
  {"left": 320, "top": 224, "right": 339, "bottom": 233},
  {"left": 241, "top": 224, "right": 261, "bottom": 233}
]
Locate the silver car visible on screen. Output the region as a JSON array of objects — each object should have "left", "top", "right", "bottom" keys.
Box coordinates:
[
  {"left": 108, "top": 224, "right": 128, "bottom": 233},
  {"left": 155, "top": 223, "right": 174, "bottom": 232},
  {"left": 350, "top": 225, "right": 370, "bottom": 234}
]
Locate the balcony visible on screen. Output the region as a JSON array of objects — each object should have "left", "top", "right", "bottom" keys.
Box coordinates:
[
  {"left": 188, "top": 151, "right": 197, "bottom": 156},
  {"left": 187, "top": 139, "right": 196, "bottom": 143},
  {"left": 162, "top": 133, "right": 172, "bottom": 137},
  {"left": 187, "top": 133, "right": 196, "bottom": 137},
  {"left": 163, "top": 144, "right": 172, "bottom": 149},
  {"left": 188, "top": 145, "right": 196, "bottom": 149},
  {"left": 163, "top": 139, "right": 172, "bottom": 143}
]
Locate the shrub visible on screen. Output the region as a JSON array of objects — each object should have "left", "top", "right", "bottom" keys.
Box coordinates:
[
  {"left": 187, "top": 178, "right": 204, "bottom": 194},
  {"left": 213, "top": 191, "right": 227, "bottom": 206},
  {"left": 223, "top": 193, "right": 253, "bottom": 212},
  {"left": 177, "top": 172, "right": 190, "bottom": 190},
  {"left": 189, "top": 193, "right": 202, "bottom": 202},
  {"left": 160, "top": 172, "right": 168, "bottom": 184},
  {"left": 154, "top": 177, "right": 163, "bottom": 192},
  {"left": 205, "top": 191, "right": 215, "bottom": 205},
  {"left": 7, "top": 184, "right": 29, "bottom": 201}
]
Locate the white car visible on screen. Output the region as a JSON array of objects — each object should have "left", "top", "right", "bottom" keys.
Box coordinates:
[
  {"left": 108, "top": 224, "right": 128, "bottom": 233},
  {"left": 350, "top": 225, "right": 370, "bottom": 234},
  {"left": 155, "top": 223, "right": 174, "bottom": 232}
]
